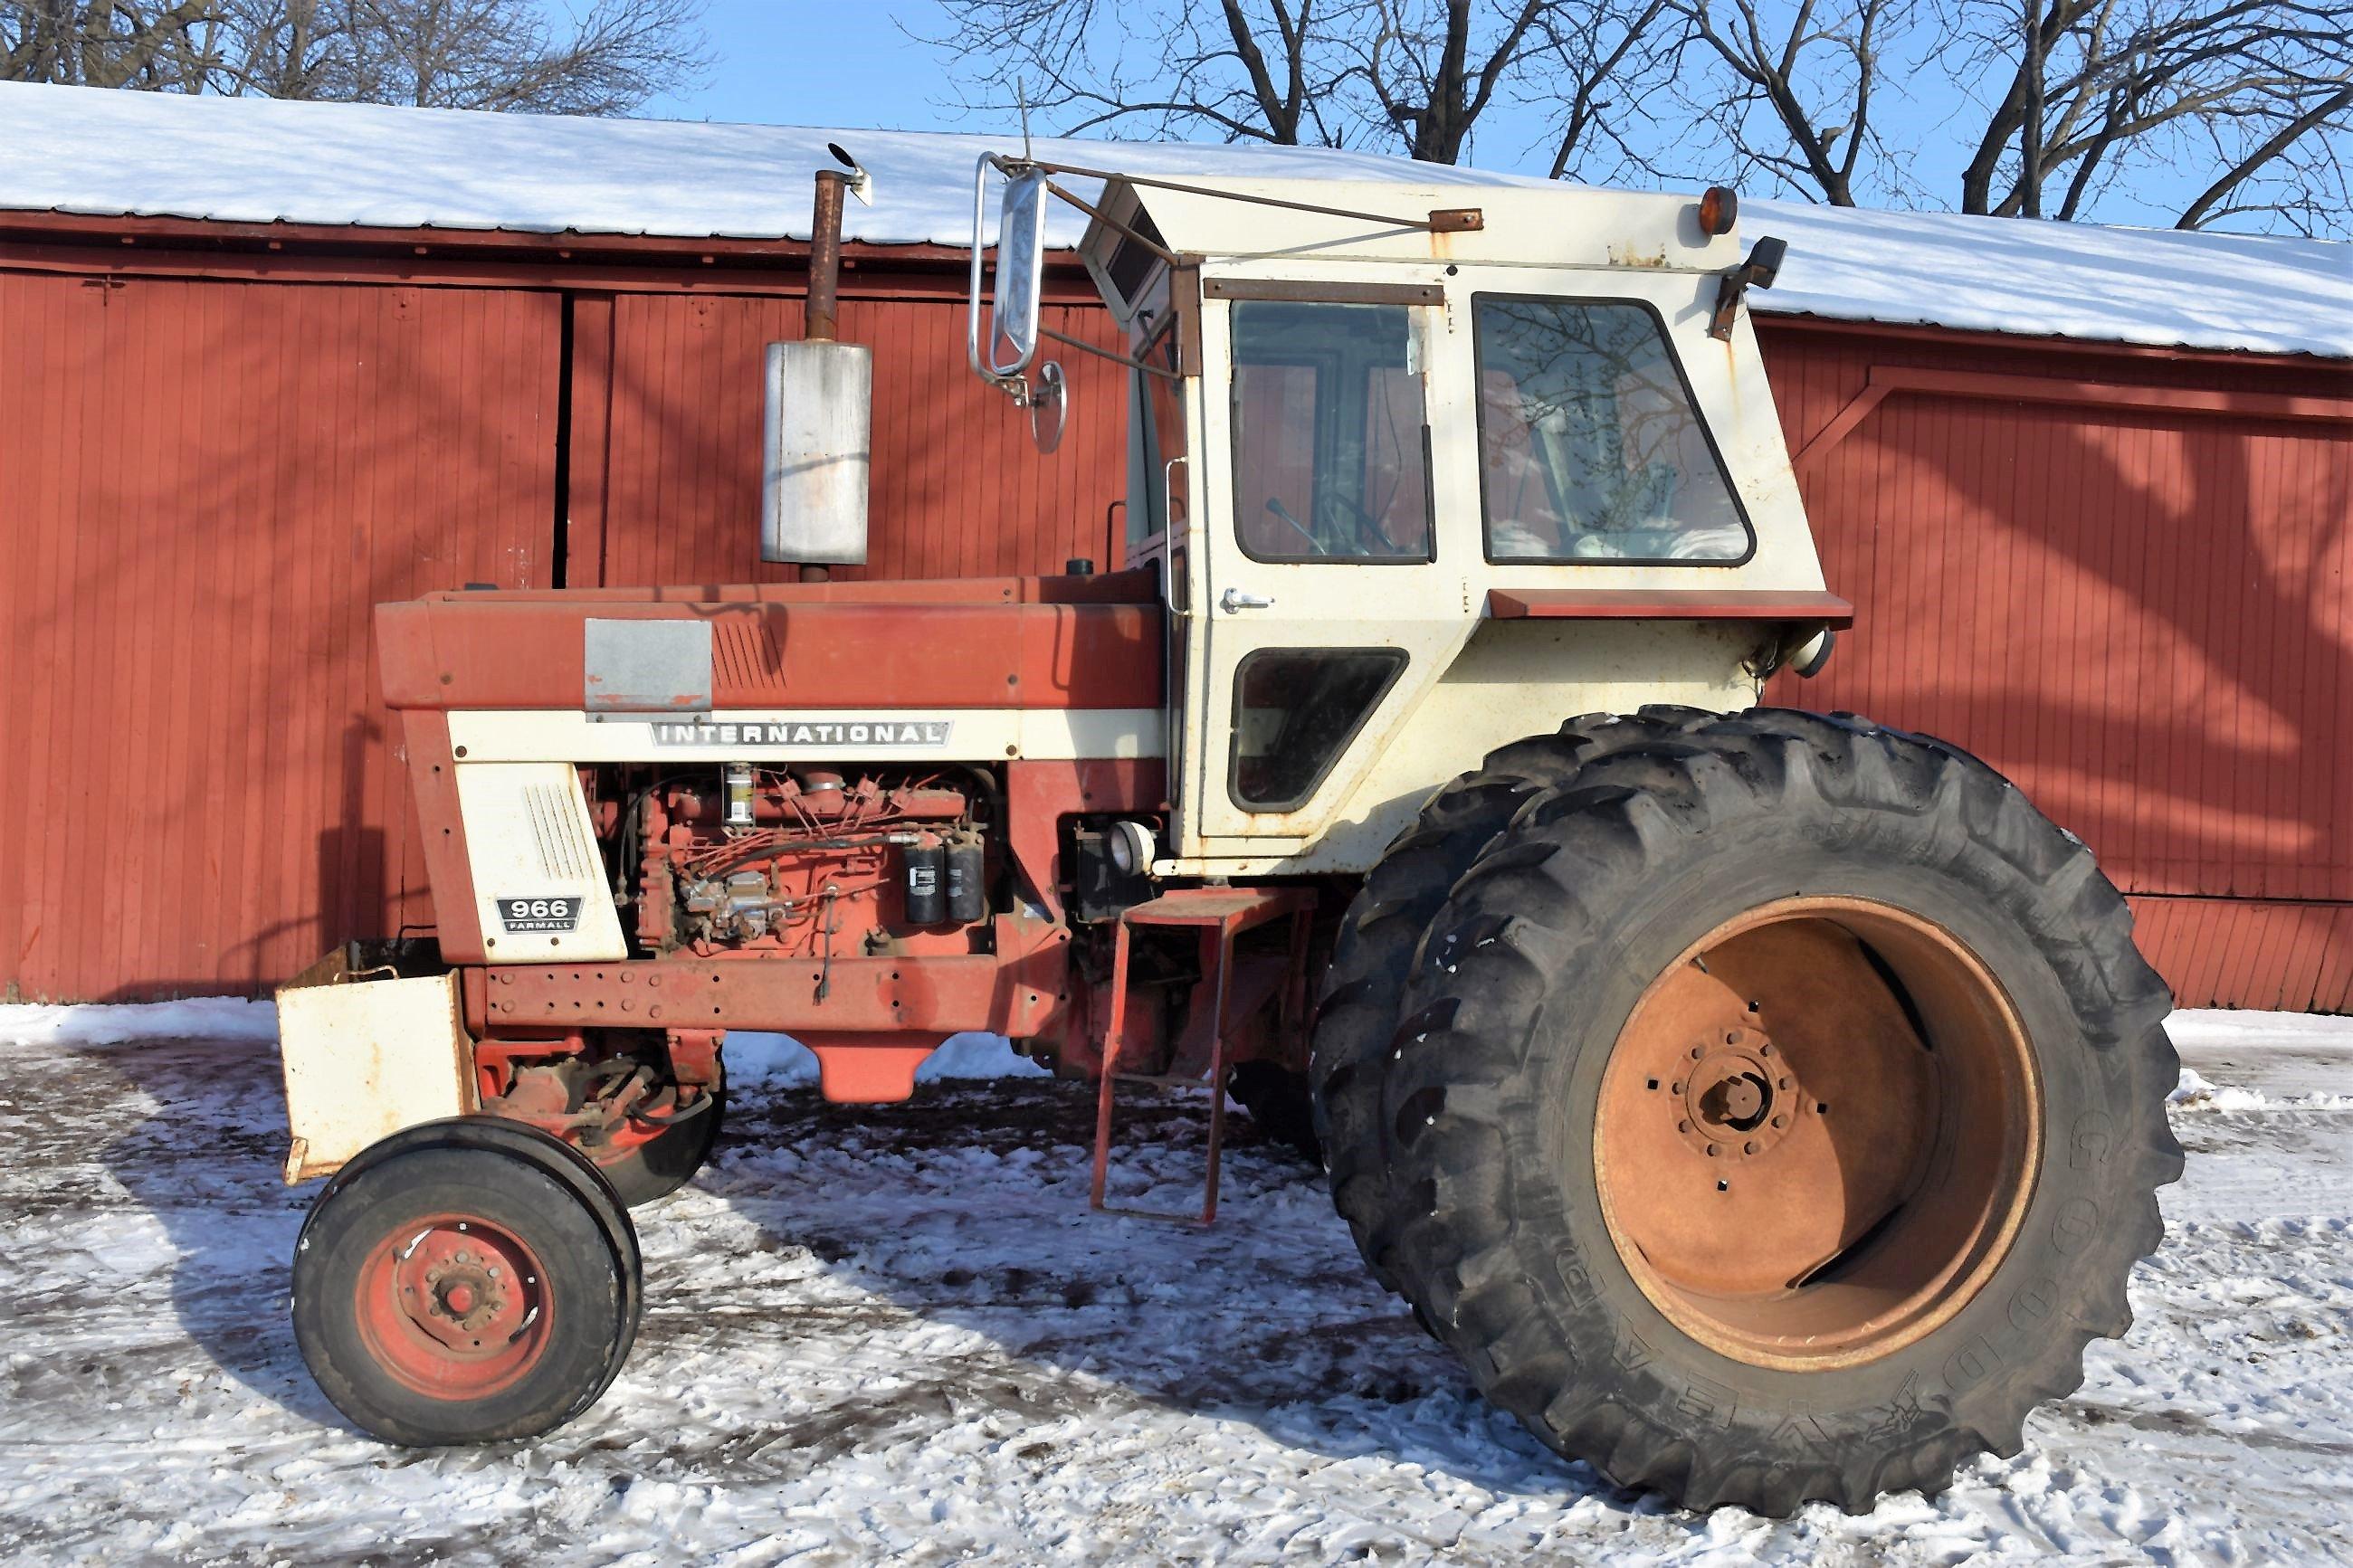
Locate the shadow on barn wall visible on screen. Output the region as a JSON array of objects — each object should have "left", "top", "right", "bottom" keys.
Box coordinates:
[
  {"left": 0, "top": 273, "right": 559, "bottom": 1002},
  {"left": 0, "top": 272, "right": 1134, "bottom": 1003},
  {"left": 581, "top": 291, "right": 1127, "bottom": 589},
  {"left": 1762, "top": 324, "right": 2353, "bottom": 1008}
]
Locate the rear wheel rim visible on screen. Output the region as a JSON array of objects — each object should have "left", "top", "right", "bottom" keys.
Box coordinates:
[
  {"left": 355, "top": 1213, "right": 552, "bottom": 1400},
  {"left": 1593, "top": 896, "right": 2042, "bottom": 1370}
]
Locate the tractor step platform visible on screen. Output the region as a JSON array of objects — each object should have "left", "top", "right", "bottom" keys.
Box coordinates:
[{"left": 1089, "top": 886, "right": 1314, "bottom": 1224}]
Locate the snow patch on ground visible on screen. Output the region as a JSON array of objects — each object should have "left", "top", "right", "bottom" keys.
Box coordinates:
[
  {"left": 720, "top": 1031, "right": 821, "bottom": 1088},
  {"left": 2167, "top": 1008, "right": 2353, "bottom": 1050},
  {"left": 2169, "top": 1077, "right": 2353, "bottom": 1112},
  {"left": 727, "top": 1031, "right": 1053, "bottom": 1088},
  {"left": 0, "top": 1002, "right": 1052, "bottom": 1086},
  {"left": 0, "top": 996, "right": 278, "bottom": 1047},
  {"left": 2169, "top": 1067, "right": 2277, "bottom": 1111},
  {"left": 0, "top": 1003, "right": 2347, "bottom": 1563},
  {"left": 917, "top": 1033, "right": 1054, "bottom": 1082}
]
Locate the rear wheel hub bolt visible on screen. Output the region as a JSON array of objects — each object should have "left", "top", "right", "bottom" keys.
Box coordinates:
[{"left": 1675, "top": 1029, "right": 1806, "bottom": 1160}]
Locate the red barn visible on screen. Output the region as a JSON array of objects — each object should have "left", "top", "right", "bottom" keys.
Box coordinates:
[{"left": 2, "top": 83, "right": 2347, "bottom": 1007}]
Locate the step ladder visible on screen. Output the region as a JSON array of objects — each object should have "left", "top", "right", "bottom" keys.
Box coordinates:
[{"left": 1089, "top": 886, "right": 1314, "bottom": 1224}]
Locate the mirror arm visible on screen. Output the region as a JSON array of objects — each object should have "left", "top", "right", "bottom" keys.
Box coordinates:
[
  {"left": 1043, "top": 178, "right": 1179, "bottom": 265},
  {"left": 1037, "top": 322, "right": 1183, "bottom": 381},
  {"left": 1025, "top": 159, "right": 1478, "bottom": 233}
]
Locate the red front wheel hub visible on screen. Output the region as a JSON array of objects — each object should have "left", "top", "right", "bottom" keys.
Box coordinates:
[{"left": 355, "top": 1214, "right": 552, "bottom": 1399}]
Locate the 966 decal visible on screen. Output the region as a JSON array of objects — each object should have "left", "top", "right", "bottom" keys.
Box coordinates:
[{"left": 498, "top": 896, "right": 583, "bottom": 933}]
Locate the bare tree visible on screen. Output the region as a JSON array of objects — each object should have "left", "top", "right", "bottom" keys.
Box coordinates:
[
  {"left": 1348, "top": 0, "right": 1550, "bottom": 162},
  {"left": 2, "top": 1, "right": 222, "bottom": 89},
  {"left": 1662, "top": 0, "right": 1923, "bottom": 206},
  {"left": 919, "top": 1, "right": 1342, "bottom": 145},
  {"left": 2176, "top": 78, "right": 2350, "bottom": 231},
  {"left": 335, "top": 0, "right": 710, "bottom": 114},
  {"left": 922, "top": 0, "right": 1560, "bottom": 161},
  {"left": 1943, "top": 0, "right": 2353, "bottom": 227},
  {"left": 1523, "top": 0, "right": 1681, "bottom": 181},
  {"left": 3, "top": 0, "right": 710, "bottom": 114},
  {"left": 1654, "top": 0, "right": 2349, "bottom": 224}
]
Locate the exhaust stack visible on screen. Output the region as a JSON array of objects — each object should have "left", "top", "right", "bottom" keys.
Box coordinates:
[{"left": 761, "top": 146, "right": 874, "bottom": 578}]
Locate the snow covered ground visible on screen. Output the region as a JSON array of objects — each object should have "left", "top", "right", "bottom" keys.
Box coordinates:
[{"left": 0, "top": 1005, "right": 2348, "bottom": 1565}]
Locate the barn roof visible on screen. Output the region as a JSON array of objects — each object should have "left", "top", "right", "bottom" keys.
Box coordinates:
[{"left": 3, "top": 81, "right": 2347, "bottom": 360}]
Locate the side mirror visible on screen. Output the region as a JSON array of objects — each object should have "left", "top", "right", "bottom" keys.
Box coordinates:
[
  {"left": 968, "top": 157, "right": 1049, "bottom": 385},
  {"left": 760, "top": 340, "right": 871, "bottom": 566}
]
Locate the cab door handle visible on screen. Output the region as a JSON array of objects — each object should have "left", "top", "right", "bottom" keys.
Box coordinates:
[{"left": 1220, "top": 587, "right": 1274, "bottom": 613}]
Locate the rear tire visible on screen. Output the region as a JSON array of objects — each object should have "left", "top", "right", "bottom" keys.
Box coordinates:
[
  {"left": 1372, "top": 709, "right": 2181, "bottom": 1515},
  {"left": 1310, "top": 708, "right": 1717, "bottom": 1288},
  {"left": 292, "top": 1118, "right": 643, "bottom": 1446}
]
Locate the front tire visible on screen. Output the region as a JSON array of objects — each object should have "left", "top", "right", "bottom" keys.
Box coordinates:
[
  {"left": 1373, "top": 710, "right": 2181, "bottom": 1514},
  {"left": 292, "top": 1118, "right": 643, "bottom": 1445}
]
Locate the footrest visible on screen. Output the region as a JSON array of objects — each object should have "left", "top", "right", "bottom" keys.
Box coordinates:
[{"left": 1089, "top": 887, "right": 1314, "bottom": 1224}]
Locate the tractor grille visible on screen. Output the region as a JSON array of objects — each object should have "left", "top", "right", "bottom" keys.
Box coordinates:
[{"left": 523, "top": 782, "right": 598, "bottom": 881}]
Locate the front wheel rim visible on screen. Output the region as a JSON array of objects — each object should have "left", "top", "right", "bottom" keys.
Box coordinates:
[
  {"left": 354, "top": 1212, "right": 553, "bottom": 1400},
  {"left": 1593, "top": 896, "right": 2043, "bottom": 1370}
]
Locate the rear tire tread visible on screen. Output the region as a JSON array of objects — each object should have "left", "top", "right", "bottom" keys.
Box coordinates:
[
  {"left": 1310, "top": 707, "right": 1720, "bottom": 1289},
  {"left": 1365, "top": 709, "right": 2181, "bottom": 1515}
]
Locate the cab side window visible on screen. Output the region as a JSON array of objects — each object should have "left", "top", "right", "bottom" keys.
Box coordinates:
[
  {"left": 1475, "top": 297, "right": 1751, "bottom": 564},
  {"left": 1230, "top": 301, "right": 1432, "bottom": 562},
  {"left": 1231, "top": 648, "right": 1407, "bottom": 810}
]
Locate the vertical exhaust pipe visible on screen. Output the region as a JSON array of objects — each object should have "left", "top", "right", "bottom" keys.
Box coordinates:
[
  {"left": 796, "top": 158, "right": 851, "bottom": 580},
  {"left": 761, "top": 146, "right": 874, "bottom": 581},
  {"left": 805, "top": 161, "right": 848, "bottom": 349}
]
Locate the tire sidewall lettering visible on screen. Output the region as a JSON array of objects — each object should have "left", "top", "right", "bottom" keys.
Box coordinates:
[
  {"left": 2051, "top": 1195, "right": 2102, "bottom": 1256},
  {"left": 2070, "top": 1110, "right": 2117, "bottom": 1171}
]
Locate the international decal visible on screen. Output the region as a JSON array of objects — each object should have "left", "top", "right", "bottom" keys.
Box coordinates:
[{"left": 650, "top": 718, "right": 955, "bottom": 747}]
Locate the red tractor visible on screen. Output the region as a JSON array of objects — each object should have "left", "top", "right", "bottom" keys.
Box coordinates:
[{"left": 277, "top": 154, "right": 2180, "bottom": 1516}]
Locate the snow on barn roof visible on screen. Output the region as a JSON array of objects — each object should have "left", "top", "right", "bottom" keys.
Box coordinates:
[{"left": 4, "top": 81, "right": 2348, "bottom": 360}]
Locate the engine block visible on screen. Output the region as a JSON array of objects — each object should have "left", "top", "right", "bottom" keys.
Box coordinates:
[{"left": 628, "top": 768, "right": 986, "bottom": 959}]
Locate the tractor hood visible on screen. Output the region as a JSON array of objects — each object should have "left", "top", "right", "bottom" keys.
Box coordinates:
[{"left": 375, "top": 571, "right": 1163, "bottom": 716}]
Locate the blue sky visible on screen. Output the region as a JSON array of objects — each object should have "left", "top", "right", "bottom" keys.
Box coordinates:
[
  {"left": 637, "top": 5, "right": 977, "bottom": 135},
  {"left": 624, "top": 2, "right": 2247, "bottom": 231}
]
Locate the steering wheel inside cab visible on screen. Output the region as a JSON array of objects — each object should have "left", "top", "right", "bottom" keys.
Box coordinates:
[{"left": 1263, "top": 495, "right": 1394, "bottom": 557}]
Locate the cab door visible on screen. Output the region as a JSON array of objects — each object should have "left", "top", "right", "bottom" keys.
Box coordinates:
[{"left": 1186, "top": 280, "right": 1473, "bottom": 849}]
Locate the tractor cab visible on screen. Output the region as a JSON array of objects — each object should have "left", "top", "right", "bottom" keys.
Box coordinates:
[{"left": 957, "top": 160, "right": 1845, "bottom": 874}]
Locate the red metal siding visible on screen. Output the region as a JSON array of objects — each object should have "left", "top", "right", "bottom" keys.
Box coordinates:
[
  {"left": 1760, "top": 321, "right": 2353, "bottom": 1008},
  {"left": 0, "top": 271, "right": 560, "bottom": 1000},
  {"left": 2130, "top": 898, "right": 2353, "bottom": 1014},
  {"left": 583, "top": 294, "right": 1129, "bottom": 588},
  {"left": 1, "top": 226, "right": 2346, "bottom": 1013}
]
